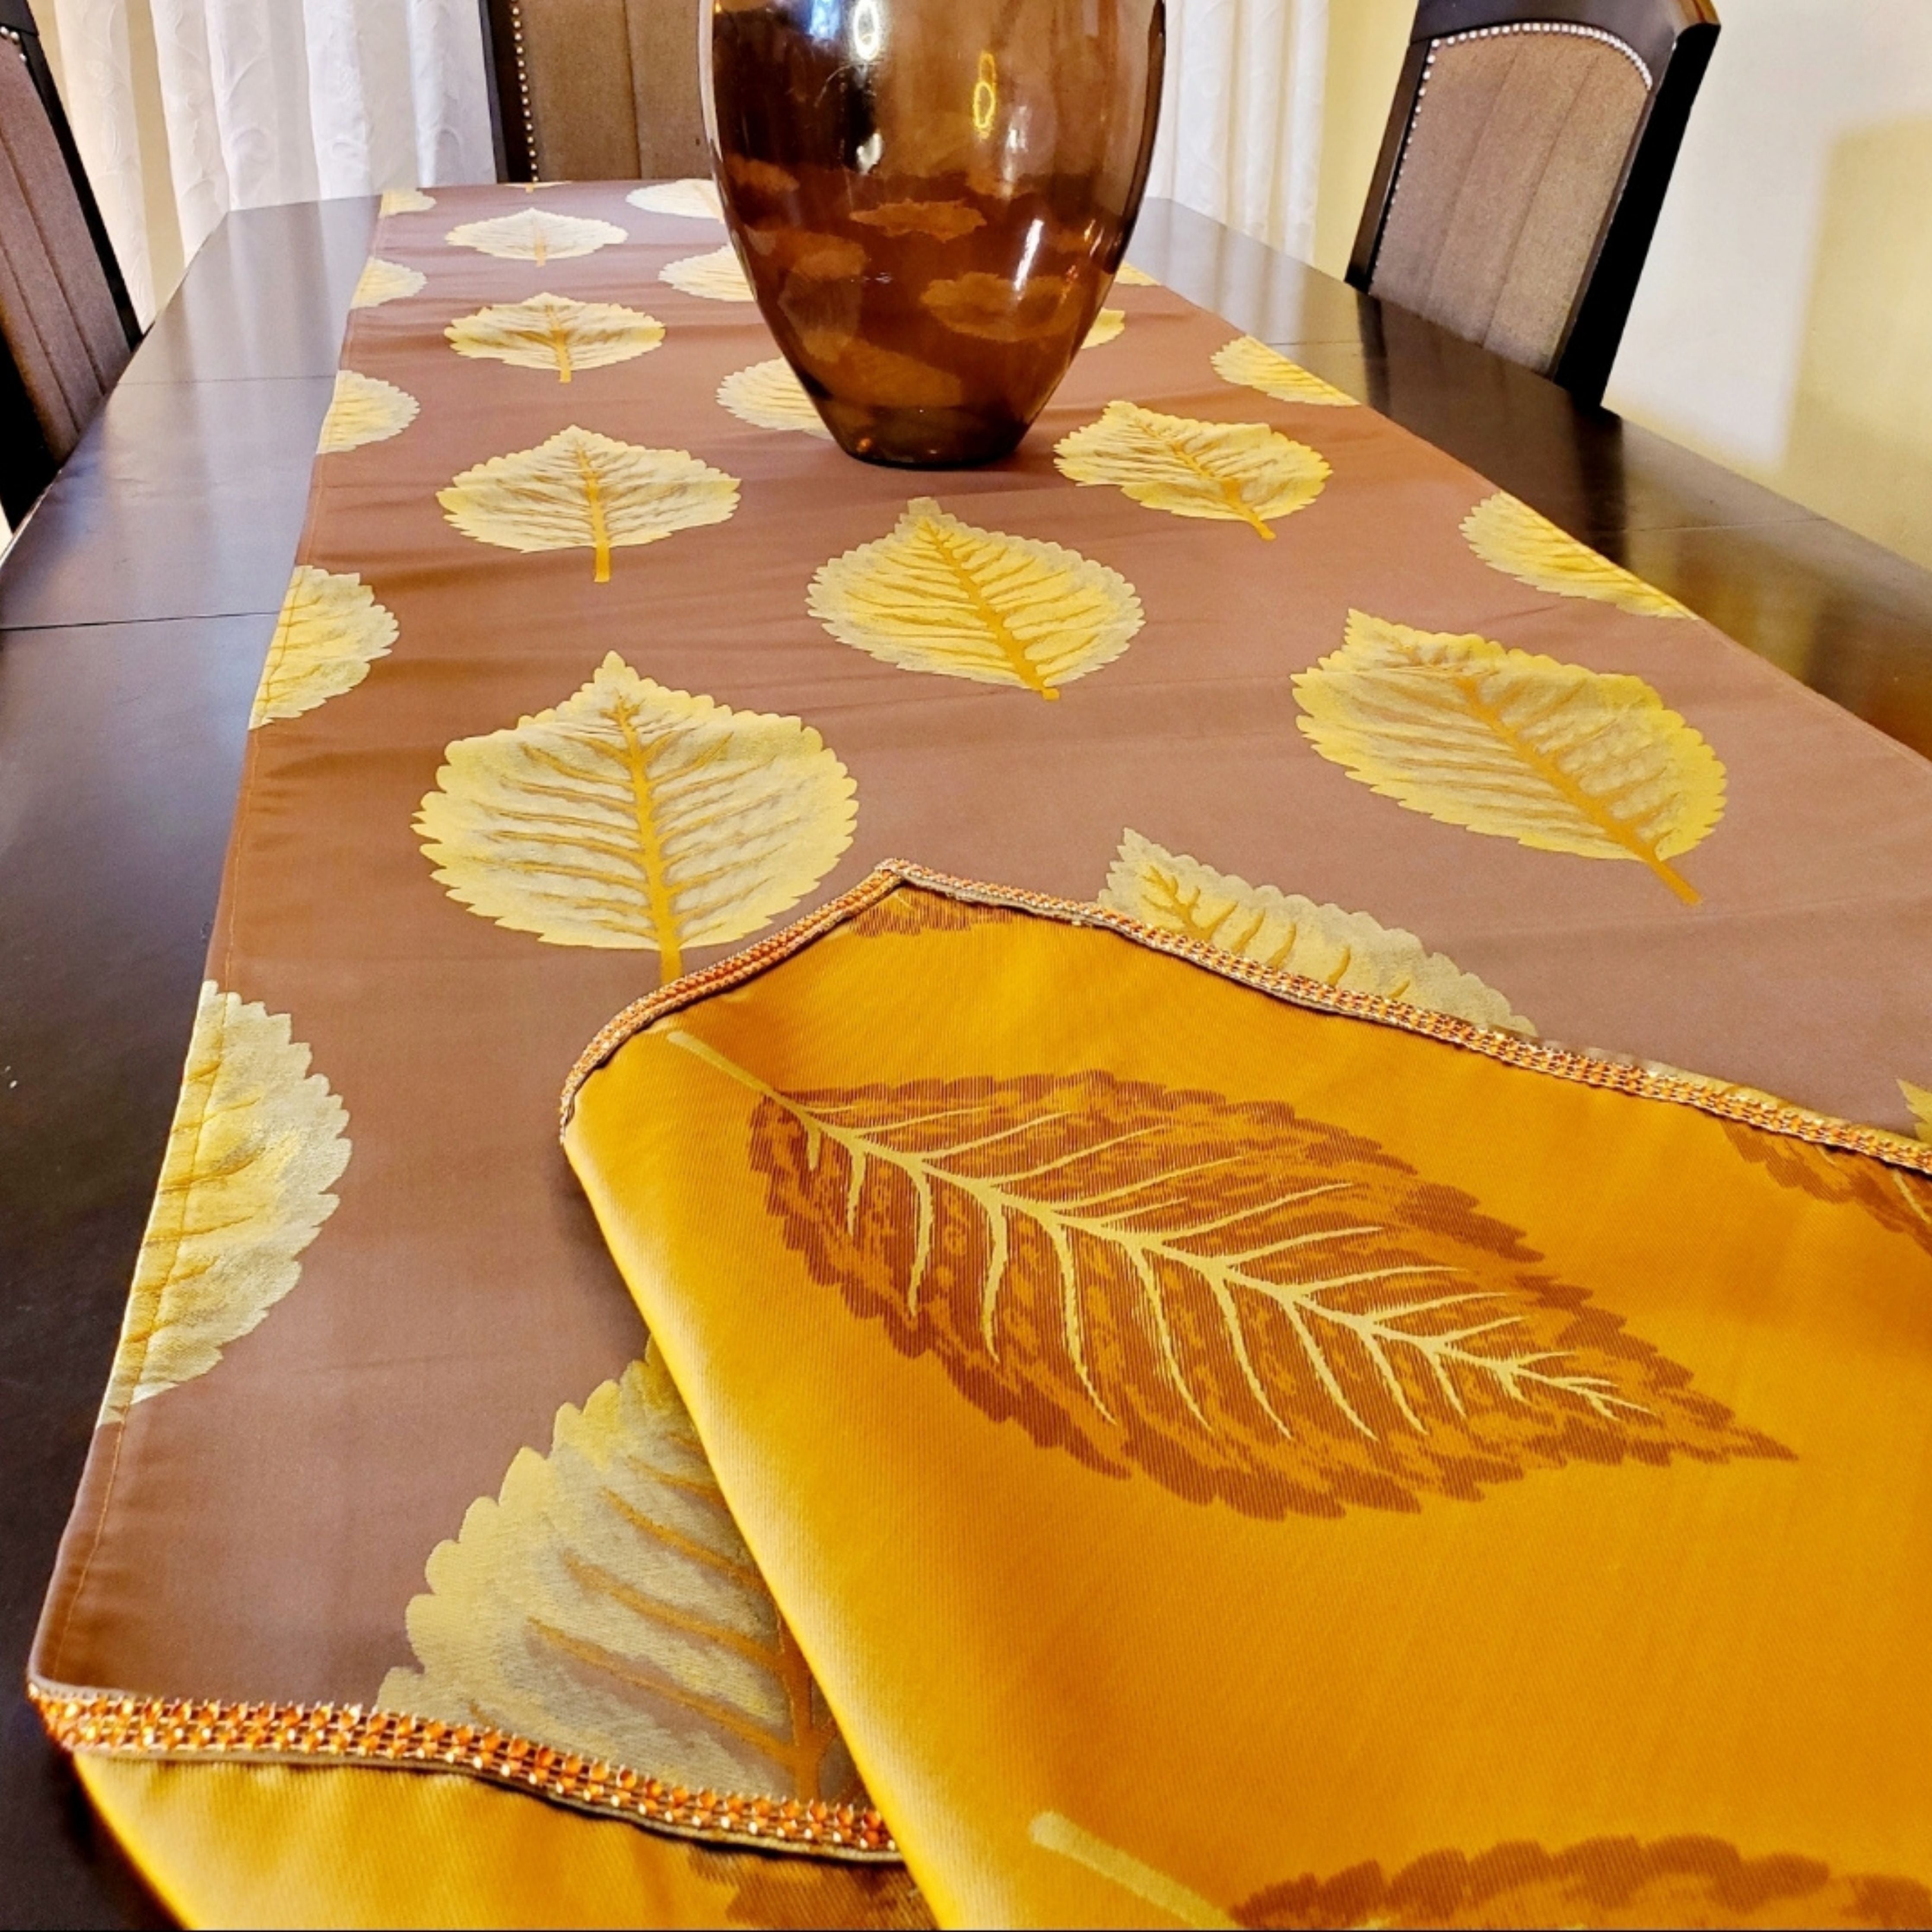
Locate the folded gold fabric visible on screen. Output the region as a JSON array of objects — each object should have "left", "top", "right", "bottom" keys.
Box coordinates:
[
  {"left": 30, "top": 178, "right": 1932, "bottom": 1926},
  {"left": 562, "top": 872, "right": 1932, "bottom": 1927}
]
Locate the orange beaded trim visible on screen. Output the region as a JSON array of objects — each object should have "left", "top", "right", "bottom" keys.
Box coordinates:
[
  {"left": 560, "top": 859, "right": 1932, "bottom": 1182},
  {"left": 29, "top": 1683, "right": 897, "bottom": 1859}
]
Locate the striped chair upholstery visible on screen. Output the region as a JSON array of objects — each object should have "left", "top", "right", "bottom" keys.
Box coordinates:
[
  {"left": 1350, "top": 5, "right": 1719, "bottom": 404},
  {"left": 1370, "top": 25, "right": 1650, "bottom": 373},
  {"left": 492, "top": 0, "right": 707, "bottom": 182}
]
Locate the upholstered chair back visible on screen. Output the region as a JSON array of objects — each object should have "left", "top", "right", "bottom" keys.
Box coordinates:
[
  {"left": 493, "top": 0, "right": 707, "bottom": 182},
  {"left": 1350, "top": 3, "right": 1719, "bottom": 404},
  {"left": 1370, "top": 27, "right": 1647, "bottom": 372},
  {"left": 0, "top": 16, "right": 135, "bottom": 478}
]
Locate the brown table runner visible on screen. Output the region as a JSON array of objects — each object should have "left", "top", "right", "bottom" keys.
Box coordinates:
[{"left": 31, "top": 180, "right": 1932, "bottom": 1926}]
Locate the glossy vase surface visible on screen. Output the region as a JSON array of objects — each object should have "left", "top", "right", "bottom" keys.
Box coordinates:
[{"left": 703, "top": 0, "right": 1165, "bottom": 467}]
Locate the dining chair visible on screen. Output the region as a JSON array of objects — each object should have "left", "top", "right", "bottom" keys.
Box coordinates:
[
  {"left": 481, "top": 0, "right": 708, "bottom": 184},
  {"left": 1347, "top": 0, "right": 1719, "bottom": 407},
  {"left": 0, "top": 0, "right": 140, "bottom": 527}
]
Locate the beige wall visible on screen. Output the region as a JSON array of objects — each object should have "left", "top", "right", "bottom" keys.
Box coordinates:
[{"left": 1301, "top": 0, "right": 1932, "bottom": 572}]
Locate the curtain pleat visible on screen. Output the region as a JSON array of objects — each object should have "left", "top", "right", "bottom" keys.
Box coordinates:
[
  {"left": 1145, "top": 0, "right": 1326, "bottom": 263},
  {"left": 47, "top": 0, "right": 1317, "bottom": 343},
  {"left": 43, "top": 0, "right": 495, "bottom": 322}
]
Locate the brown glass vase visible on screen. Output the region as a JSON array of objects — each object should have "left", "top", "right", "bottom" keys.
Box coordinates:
[{"left": 702, "top": 0, "right": 1166, "bottom": 467}]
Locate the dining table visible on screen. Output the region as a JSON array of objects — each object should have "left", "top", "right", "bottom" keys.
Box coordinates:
[{"left": 3, "top": 185, "right": 1931, "bottom": 1928}]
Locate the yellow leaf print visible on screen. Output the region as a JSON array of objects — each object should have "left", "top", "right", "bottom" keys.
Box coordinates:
[
  {"left": 379, "top": 188, "right": 434, "bottom": 215},
  {"left": 350, "top": 257, "right": 425, "bottom": 309},
  {"left": 102, "top": 983, "right": 350, "bottom": 1419},
  {"left": 625, "top": 178, "right": 724, "bottom": 221},
  {"left": 1113, "top": 261, "right": 1158, "bottom": 287},
  {"left": 1211, "top": 334, "right": 1357, "bottom": 407},
  {"left": 317, "top": 370, "right": 418, "bottom": 454},
  {"left": 1101, "top": 830, "right": 1534, "bottom": 1034},
  {"left": 1463, "top": 491, "right": 1691, "bottom": 617},
  {"left": 1295, "top": 612, "right": 1725, "bottom": 904},
  {"left": 445, "top": 208, "right": 626, "bottom": 264},
  {"left": 438, "top": 426, "right": 738, "bottom": 584},
  {"left": 675, "top": 1036, "right": 1782, "bottom": 1519},
  {"left": 251, "top": 566, "right": 396, "bottom": 727},
  {"left": 1903, "top": 1080, "right": 1932, "bottom": 1143},
  {"left": 660, "top": 245, "right": 755, "bottom": 301},
  {"left": 1082, "top": 308, "right": 1125, "bottom": 349},
  {"left": 807, "top": 497, "right": 1144, "bottom": 699},
  {"left": 445, "top": 293, "right": 664, "bottom": 382},
  {"left": 1054, "top": 400, "right": 1330, "bottom": 539},
  {"left": 416, "top": 652, "right": 855, "bottom": 979},
  {"left": 378, "top": 1351, "right": 867, "bottom": 1804},
  {"left": 717, "top": 357, "right": 833, "bottom": 439}
]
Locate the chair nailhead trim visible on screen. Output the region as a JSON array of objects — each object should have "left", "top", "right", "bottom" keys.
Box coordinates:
[
  {"left": 1386, "top": 19, "right": 1652, "bottom": 245},
  {"left": 507, "top": 0, "right": 539, "bottom": 180},
  {"left": 1426, "top": 19, "right": 1653, "bottom": 92}
]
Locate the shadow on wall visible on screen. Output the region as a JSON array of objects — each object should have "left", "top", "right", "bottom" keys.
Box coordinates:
[{"left": 1782, "top": 118, "right": 1932, "bottom": 572}]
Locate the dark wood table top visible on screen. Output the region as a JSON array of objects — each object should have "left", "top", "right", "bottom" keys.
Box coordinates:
[{"left": 3, "top": 191, "right": 1928, "bottom": 1927}]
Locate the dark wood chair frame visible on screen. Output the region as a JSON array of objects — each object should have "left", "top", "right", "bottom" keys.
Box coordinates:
[
  {"left": 477, "top": 0, "right": 537, "bottom": 182},
  {"left": 0, "top": 0, "right": 142, "bottom": 527},
  {"left": 1347, "top": 0, "right": 1719, "bottom": 407}
]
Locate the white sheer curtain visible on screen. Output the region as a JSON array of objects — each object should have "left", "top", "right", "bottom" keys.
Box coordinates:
[
  {"left": 39, "top": 0, "right": 496, "bottom": 321},
  {"left": 1145, "top": 0, "right": 1328, "bottom": 264}
]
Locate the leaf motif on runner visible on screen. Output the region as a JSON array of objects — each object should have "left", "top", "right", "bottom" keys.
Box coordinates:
[
  {"left": 661, "top": 245, "right": 755, "bottom": 301},
  {"left": 416, "top": 653, "right": 854, "bottom": 979},
  {"left": 1211, "top": 335, "right": 1356, "bottom": 407},
  {"left": 721, "top": 1852, "right": 937, "bottom": 1929},
  {"left": 318, "top": 370, "right": 418, "bottom": 454},
  {"left": 626, "top": 178, "right": 724, "bottom": 221},
  {"left": 674, "top": 1038, "right": 1783, "bottom": 1519},
  {"left": 1715, "top": 1120, "right": 1932, "bottom": 1262},
  {"left": 718, "top": 358, "right": 833, "bottom": 439},
  {"left": 1463, "top": 492, "right": 1691, "bottom": 617},
  {"left": 1295, "top": 612, "right": 1725, "bottom": 904},
  {"left": 1082, "top": 308, "right": 1125, "bottom": 349},
  {"left": 1902, "top": 1080, "right": 1932, "bottom": 1143},
  {"left": 807, "top": 497, "right": 1144, "bottom": 699},
  {"left": 1235, "top": 1837, "right": 1932, "bottom": 1930},
  {"left": 251, "top": 566, "right": 396, "bottom": 726},
  {"left": 445, "top": 208, "right": 626, "bottom": 263},
  {"left": 848, "top": 885, "right": 1012, "bottom": 941},
  {"left": 445, "top": 293, "right": 664, "bottom": 382},
  {"left": 1054, "top": 401, "right": 1330, "bottom": 538},
  {"left": 1030, "top": 1816, "right": 1932, "bottom": 1932},
  {"left": 1113, "top": 261, "right": 1159, "bottom": 286},
  {"left": 102, "top": 983, "right": 350, "bottom": 1420},
  {"left": 377, "top": 1352, "right": 866, "bottom": 1804},
  {"left": 438, "top": 426, "right": 738, "bottom": 584},
  {"left": 351, "top": 257, "right": 426, "bottom": 309},
  {"left": 379, "top": 188, "right": 434, "bottom": 215},
  {"left": 1101, "top": 831, "right": 1534, "bottom": 1035}
]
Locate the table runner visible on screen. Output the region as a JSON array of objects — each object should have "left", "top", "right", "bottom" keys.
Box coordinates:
[{"left": 29, "top": 178, "right": 1932, "bottom": 1927}]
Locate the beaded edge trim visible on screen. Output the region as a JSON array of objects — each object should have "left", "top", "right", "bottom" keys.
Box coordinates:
[
  {"left": 559, "top": 859, "right": 1932, "bottom": 1182},
  {"left": 28, "top": 1683, "right": 898, "bottom": 1860}
]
